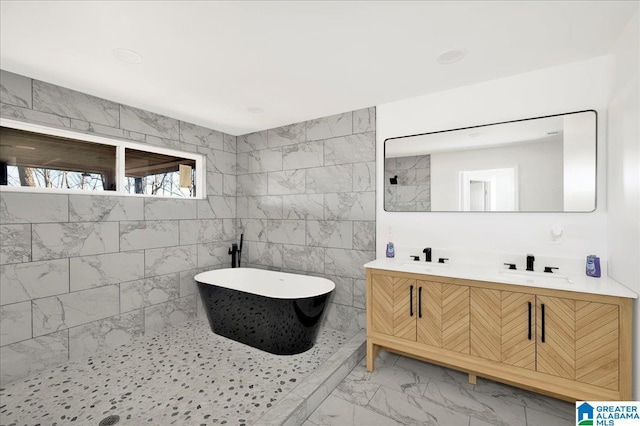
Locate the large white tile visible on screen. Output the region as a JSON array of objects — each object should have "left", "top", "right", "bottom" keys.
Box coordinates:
[
  {"left": 179, "top": 219, "right": 225, "bottom": 244},
  {"left": 282, "top": 141, "right": 324, "bottom": 170},
  {"left": 248, "top": 148, "right": 282, "bottom": 173},
  {"left": 306, "top": 112, "right": 353, "bottom": 141},
  {"left": 0, "top": 224, "right": 31, "bottom": 264},
  {"left": 120, "top": 220, "right": 179, "bottom": 250},
  {"left": 70, "top": 251, "right": 144, "bottom": 291},
  {"left": 308, "top": 394, "right": 401, "bottom": 426},
  {"left": 339, "top": 360, "right": 429, "bottom": 399},
  {"left": 145, "top": 245, "right": 197, "bottom": 276},
  {"left": 324, "top": 132, "right": 376, "bottom": 166},
  {"left": 282, "top": 194, "right": 325, "bottom": 220},
  {"left": 306, "top": 220, "right": 353, "bottom": 249},
  {"left": 179, "top": 121, "right": 223, "bottom": 150},
  {"left": 268, "top": 169, "right": 306, "bottom": 195},
  {"left": 473, "top": 377, "right": 574, "bottom": 421},
  {"left": 0, "top": 301, "right": 31, "bottom": 346},
  {"left": 525, "top": 406, "right": 573, "bottom": 426},
  {"left": 144, "top": 296, "right": 196, "bottom": 335},
  {"left": 268, "top": 122, "right": 306, "bottom": 148},
  {"left": 306, "top": 165, "right": 353, "bottom": 193},
  {"left": 325, "top": 248, "right": 374, "bottom": 279},
  {"left": 0, "top": 70, "right": 32, "bottom": 108},
  {"left": 0, "top": 192, "right": 68, "bottom": 224},
  {"left": 353, "top": 107, "right": 376, "bottom": 133},
  {"left": 1, "top": 103, "right": 71, "bottom": 128},
  {"left": 0, "top": 259, "right": 69, "bottom": 305},
  {"left": 32, "top": 222, "right": 119, "bottom": 261},
  {"left": 32, "top": 285, "right": 120, "bottom": 336},
  {"left": 197, "top": 196, "right": 236, "bottom": 219},
  {"left": 422, "top": 378, "right": 526, "bottom": 426},
  {"left": 119, "top": 104, "right": 179, "bottom": 139},
  {"left": 282, "top": 245, "right": 325, "bottom": 273},
  {"left": 120, "top": 273, "right": 180, "bottom": 313},
  {"left": 325, "top": 192, "right": 375, "bottom": 220},
  {"left": 267, "top": 219, "right": 305, "bottom": 245},
  {"left": 33, "top": 80, "right": 119, "bottom": 127},
  {"left": 69, "top": 194, "right": 143, "bottom": 222},
  {"left": 367, "top": 386, "right": 471, "bottom": 426},
  {"left": 0, "top": 330, "right": 68, "bottom": 386},
  {"left": 237, "top": 130, "right": 268, "bottom": 152},
  {"left": 144, "top": 198, "right": 197, "bottom": 220},
  {"left": 68, "top": 310, "right": 144, "bottom": 360}
]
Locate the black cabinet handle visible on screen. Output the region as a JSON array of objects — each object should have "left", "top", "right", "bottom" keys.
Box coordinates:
[
  {"left": 541, "top": 303, "right": 546, "bottom": 343},
  {"left": 409, "top": 285, "right": 414, "bottom": 316},
  {"left": 528, "top": 302, "right": 532, "bottom": 340},
  {"left": 418, "top": 287, "right": 422, "bottom": 318}
]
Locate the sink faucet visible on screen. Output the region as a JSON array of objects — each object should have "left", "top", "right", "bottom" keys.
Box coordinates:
[
  {"left": 526, "top": 254, "right": 535, "bottom": 271},
  {"left": 423, "top": 247, "right": 432, "bottom": 262}
]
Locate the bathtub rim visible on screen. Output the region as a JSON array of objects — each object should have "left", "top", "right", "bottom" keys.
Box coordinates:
[{"left": 195, "top": 267, "right": 335, "bottom": 300}]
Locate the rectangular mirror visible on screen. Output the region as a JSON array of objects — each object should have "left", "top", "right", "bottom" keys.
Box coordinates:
[{"left": 384, "top": 110, "right": 596, "bottom": 212}]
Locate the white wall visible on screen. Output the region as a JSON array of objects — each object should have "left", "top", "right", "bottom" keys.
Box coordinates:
[
  {"left": 430, "top": 138, "right": 563, "bottom": 211},
  {"left": 606, "top": 9, "right": 640, "bottom": 399},
  {"left": 377, "top": 55, "right": 611, "bottom": 262},
  {"left": 564, "top": 112, "right": 597, "bottom": 211}
]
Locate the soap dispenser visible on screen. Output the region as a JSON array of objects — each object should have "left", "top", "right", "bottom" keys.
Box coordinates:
[{"left": 385, "top": 227, "right": 395, "bottom": 258}]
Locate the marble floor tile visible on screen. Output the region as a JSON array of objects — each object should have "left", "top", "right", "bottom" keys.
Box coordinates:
[
  {"left": 308, "top": 394, "right": 402, "bottom": 426},
  {"left": 345, "top": 365, "right": 429, "bottom": 396},
  {"left": 525, "top": 406, "right": 574, "bottom": 426},
  {"left": 367, "top": 385, "right": 471, "bottom": 426},
  {"left": 422, "top": 378, "right": 526, "bottom": 426},
  {"left": 473, "top": 377, "right": 574, "bottom": 421},
  {"left": 394, "top": 355, "right": 471, "bottom": 386}
]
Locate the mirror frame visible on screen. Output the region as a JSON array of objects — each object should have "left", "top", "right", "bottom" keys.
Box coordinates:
[{"left": 383, "top": 109, "right": 598, "bottom": 213}]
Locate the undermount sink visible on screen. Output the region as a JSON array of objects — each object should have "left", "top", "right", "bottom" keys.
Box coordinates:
[{"left": 498, "top": 269, "right": 573, "bottom": 284}]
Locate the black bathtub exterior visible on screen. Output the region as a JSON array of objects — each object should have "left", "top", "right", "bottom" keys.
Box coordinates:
[{"left": 197, "top": 282, "right": 332, "bottom": 355}]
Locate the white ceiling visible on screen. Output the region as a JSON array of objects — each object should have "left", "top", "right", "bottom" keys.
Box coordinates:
[{"left": 0, "top": 1, "right": 637, "bottom": 136}]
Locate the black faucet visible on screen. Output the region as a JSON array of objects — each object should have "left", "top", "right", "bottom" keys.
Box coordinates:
[
  {"left": 423, "top": 247, "right": 432, "bottom": 262},
  {"left": 526, "top": 254, "right": 535, "bottom": 272},
  {"left": 228, "top": 234, "right": 244, "bottom": 268}
]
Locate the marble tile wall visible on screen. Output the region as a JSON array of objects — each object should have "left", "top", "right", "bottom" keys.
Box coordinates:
[
  {"left": 237, "top": 109, "right": 376, "bottom": 334},
  {"left": 0, "top": 70, "right": 236, "bottom": 385},
  {"left": 385, "top": 154, "right": 431, "bottom": 211}
]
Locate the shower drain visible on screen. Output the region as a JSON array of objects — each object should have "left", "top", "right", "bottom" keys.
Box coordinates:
[{"left": 98, "top": 415, "right": 120, "bottom": 426}]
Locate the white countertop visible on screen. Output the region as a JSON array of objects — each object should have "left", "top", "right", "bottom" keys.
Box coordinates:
[{"left": 365, "top": 258, "right": 638, "bottom": 299}]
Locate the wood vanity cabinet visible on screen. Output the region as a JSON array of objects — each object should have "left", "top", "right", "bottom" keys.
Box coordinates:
[{"left": 366, "top": 268, "right": 633, "bottom": 401}]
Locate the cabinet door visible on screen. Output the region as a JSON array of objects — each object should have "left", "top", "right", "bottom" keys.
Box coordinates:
[
  {"left": 536, "top": 296, "right": 575, "bottom": 380},
  {"left": 501, "top": 291, "right": 535, "bottom": 370},
  {"left": 371, "top": 274, "right": 416, "bottom": 341},
  {"left": 470, "top": 288, "right": 501, "bottom": 362},
  {"left": 416, "top": 281, "right": 469, "bottom": 354},
  {"left": 575, "top": 301, "right": 619, "bottom": 390}
]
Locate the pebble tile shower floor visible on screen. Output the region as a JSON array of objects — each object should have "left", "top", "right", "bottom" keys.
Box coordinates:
[{"left": 0, "top": 320, "right": 352, "bottom": 426}]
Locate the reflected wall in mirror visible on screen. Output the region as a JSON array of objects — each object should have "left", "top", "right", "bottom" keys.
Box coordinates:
[{"left": 384, "top": 110, "right": 596, "bottom": 212}]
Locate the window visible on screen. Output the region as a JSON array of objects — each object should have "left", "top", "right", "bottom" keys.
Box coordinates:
[{"left": 0, "top": 119, "right": 204, "bottom": 198}]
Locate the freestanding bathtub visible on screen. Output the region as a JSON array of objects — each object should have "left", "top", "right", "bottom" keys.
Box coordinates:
[{"left": 195, "top": 268, "right": 335, "bottom": 355}]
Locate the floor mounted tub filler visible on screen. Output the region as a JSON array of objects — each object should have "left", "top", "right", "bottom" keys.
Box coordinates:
[{"left": 195, "top": 268, "right": 335, "bottom": 355}]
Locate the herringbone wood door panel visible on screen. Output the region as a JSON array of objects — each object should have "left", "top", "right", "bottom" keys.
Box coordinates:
[
  {"left": 371, "top": 274, "right": 394, "bottom": 335},
  {"left": 417, "top": 282, "right": 442, "bottom": 347},
  {"left": 470, "top": 288, "right": 501, "bottom": 361},
  {"left": 537, "top": 296, "right": 575, "bottom": 380},
  {"left": 442, "top": 284, "right": 469, "bottom": 354},
  {"left": 575, "top": 301, "right": 619, "bottom": 390},
  {"left": 501, "top": 292, "right": 535, "bottom": 370},
  {"left": 393, "top": 277, "right": 417, "bottom": 341}
]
